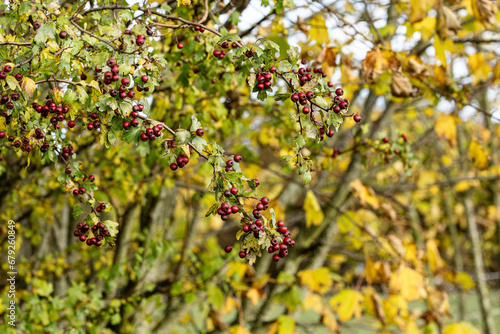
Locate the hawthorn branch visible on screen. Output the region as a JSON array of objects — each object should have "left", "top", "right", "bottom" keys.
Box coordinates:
[
  {"left": 70, "top": 20, "right": 120, "bottom": 51},
  {"left": 14, "top": 54, "right": 35, "bottom": 68},
  {"left": 0, "top": 41, "right": 32, "bottom": 46}
]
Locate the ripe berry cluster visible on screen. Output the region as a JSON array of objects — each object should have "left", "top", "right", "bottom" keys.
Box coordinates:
[
  {"left": 212, "top": 40, "right": 239, "bottom": 60},
  {"left": 255, "top": 71, "right": 273, "bottom": 91},
  {"left": 73, "top": 221, "right": 109, "bottom": 246},
  {"left": 268, "top": 221, "right": 295, "bottom": 262},
  {"left": 31, "top": 100, "right": 71, "bottom": 130},
  {"left": 170, "top": 154, "right": 190, "bottom": 171}
]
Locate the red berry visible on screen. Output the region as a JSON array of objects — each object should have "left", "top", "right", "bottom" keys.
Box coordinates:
[
  {"left": 238, "top": 251, "right": 246, "bottom": 258},
  {"left": 177, "top": 42, "right": 184, "bottom": 49},
  {"left": 270, "top": 66, "right": 277, "bottom": 73},
  {"left": 231, "top": 187, "right": 238, "bottom": 195},
  {"left": 335, "top": 88, "right": 344, "bottom": 96},
  {"left": 231, "top": 206, "right": 239, "bottom": 213},
  {"left": 224, "top": 245, "right": 232, "bottom": 253},
  {"left": 261, "top": 197, "right": 269, "bottom": 205},
  {"left": 302, "top": 106, "right": 310, "bottom": 114},
  {"left": 273, "top": 254, "right": 280, "bottom": 262},
  {"left": 353, "top": 114, "right": 361, "bottom": 123},
  {"left": 291, "top": 94, "right": 299, "bottom": 102},
  {"left": 402, "top": 134, "right": 408, "bottom": 142},
  {"left": 196, "top": 128, "right": 204, "bottom": 136},
  {"left": 234, "top": 154, "right": 242, "bottom": 162},
  {"left": 327, "top": 82, "right": 333, "bottom": 87},
  {"left": 383, "top": 137, "right": 389, "bottom": 143},
  {"left": 65, "top": 167, "right": 72, "bottom": 175},
  {"left": 141, "top": 75, "right": 148, "bottom": 82},
  {"left": 242, "top": 224, "right": 250, "bottom": 232},
  {"left": 170, "top": 163, "right": 178, "bottom": 171}
]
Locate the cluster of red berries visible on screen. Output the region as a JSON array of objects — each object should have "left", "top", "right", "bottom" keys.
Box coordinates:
[
  {"left": 170, "top": 154, "right": 190, "bottom": 171},
  {"left": 73, "top": 221, "right": 109, "bottom": 246},
  {"left": 332, "top": 148, "right": 341, "bottom": 158},
  {"left": 86, "top": 111, "right": 102, "bottom": 131},
  {"left": 0, "top": 64, "right": 22, "bottom": 82},
  {"left": 212, "top": 40, "right": 239, "bottom": 59},
  {"left": 268, "top": 221, "right": 295, "bottom": 262},
  {"left": 31, "top": 100, "right": 70, "bottom": 129},
  {"left": 61, "top": 144, "right": 75, "bottom": 158},
  {"left": 140, "top": 124, "right": 163, "bottom": 142},
  {"left": 255, "top": 71, "right": 273, "bottom": 91},
  {"left": 224, "top": 154, "right": 242, "bottom": 172},
  {"left": 95, "top": 202, "right": 107, "bottom": 213}
]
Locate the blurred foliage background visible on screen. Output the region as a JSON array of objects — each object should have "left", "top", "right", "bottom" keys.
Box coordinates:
[{"left": 1, "top": 0, "right": 500, "bottom": 333}]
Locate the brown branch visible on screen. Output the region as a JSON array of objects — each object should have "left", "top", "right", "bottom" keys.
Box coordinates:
[{"left": 0, "top": 41, "right": 32, "bottom": 46}]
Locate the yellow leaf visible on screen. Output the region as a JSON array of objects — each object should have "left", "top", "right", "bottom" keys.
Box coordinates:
[
  {"left": 456, "top": 272, "right": 476, "bottom": 291},
  {"left": 435, "top": 114, "right": 457, "bottom": 146},
  {"left": 229, "top": 325, "right": 251, "bottom": 334},
  {"left": 349, "top": 179, "right": 379, "bottom": 209},
  {"left": 321, "top": 307, "right": 339, "bottom": 332},
  {"left": 277, "top": 315, "right": 295, "bottom": 334},
  {"left": 22, "top": 77, "right": 36, "bottom": 98},
  {"left": 267, "top": 321, "right": 280, "bottom": 334},
  {"left": 246, "top": 287, "right": 263, "bottom": 306},
  {"left": 221, "top": 297, "right": 239, "bottom": 314},
  {"left": 442, "top": 322, "right": 481, "bottom": 334},
  {"left": 303, "top": 190, "right": 324, "bottom": 227},
  {"left": 469, "top": 139, "right": 488, "bottom": 169},
  {"left": 389, "top": 265, "right": 425, "bottom": 301},
  {"left": 177, "top": 0, "right": 191, "bottom": 6},
  {"left": 309, "top": 15, "right": 329, "bottom": 45},
  {"left": 328, "top": 289, "right": 363, "bottom": 322},
  {"left": 297, "top": 267, "right": 333, "bottom": 294},
  {"left": 468, "top": 53, "right": 491, "bottom": 84},
  {"left": 414, "top": 17, "right": 436, "bottom": 41},
  {"left": 433, "top": 34, "right": 447, "bottom": 66},
  {"left": 426, "top": 286, "right": 450, "bottom": 315},
  {"left": 410, "top": 0, "right": 436, "bottom": 23},
  {"left": 426, "top": 239, "right": 444, "bottom": 272},
  {"left": 304, "top": 293, "right": 324, "bottom": 313}
]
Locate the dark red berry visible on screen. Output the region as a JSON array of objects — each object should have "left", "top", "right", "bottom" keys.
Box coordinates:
[
  {"left": 234, "top": 154, "right": 242, "bottom": 162},
  {"left": 224, "top": 245, "right": 232, "bottom": 253},
  {"left": 196, "top": 128, "right": 204, "bottom": 136},
  {"left": 238, "top": 251, "right": 246, "bottom": 258}
]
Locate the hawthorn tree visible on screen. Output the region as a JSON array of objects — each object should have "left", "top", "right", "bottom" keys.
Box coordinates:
[{"left": 0, "top": 0, "right": 500, "bottom": 333}]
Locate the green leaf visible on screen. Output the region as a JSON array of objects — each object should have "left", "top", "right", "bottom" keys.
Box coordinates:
[
  {"left": 225, "top": 172, "right": 242, "bottom": 183},
  {"left": 190, "top": 117, "right": 202, "bottom": 132},
  {"left": 287, "top": 46, "right": 300, "bottom": 63},
  {"left": 175, "top": 129, "right": 191, "bottom": 145},
  {"left": 207, "top": 284, "right": 224, "bottom": 310},
  {"left": 103, "top": 220, "right": 119, "bottom": 237},
  {"left": 219, "top": 33, "right": 242, "bottom": 44},
  {"left": 205, "top": 203, "right": 218, "bottom": 217},
  {"left": 274, "top": 93, "right": 291, "bottom": 101},
  {"left": 33, "top": 278, "right": 54, "bottom": 297},
  {"left": 73, "top": 205, "right": 84, "bottom": 218},
  {"left": 191, "top": 136, "right": 207, "bottom": 153},
  {"left": 107, "top": 131, "right": 117, "bottom": 145},
  {"left": 315, "top": 96, "right": 329, "bottom": 108},
  {"left": 294, "top": 134, "right": 306, "bottom": 148},
  {"left": 34, "top": 22, "right": 56, "bottom": 44},
  {"left": 264, "top": 39, "right": 280, "bottom": 54},
  {"left": 5, "top": 75, "right": 20, "bottom": 91},
  {"left": 303, "top": 171, "right": 312, "bottom": 185}
]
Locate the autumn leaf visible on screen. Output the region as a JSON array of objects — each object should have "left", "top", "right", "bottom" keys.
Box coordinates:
[
  {"left": 321, "top": 307, "right": 339, "bottom": 332},
  {"left": 229, "top": 325, "right": 251, "bottom": 334},
  {"left": 277, "top": 315, "right": 295, "bottom": 334},
  {"left": 309, "top": 15, "right": 329, "bottom": 45},
  {"left": 303, "top": 292, "right": 324, "bottom": 313},
  {"left": 303, "top": 190, "right": 324, "bottom": 227},
  {"left": 297, "top": 267, "right": 333, "bottom": 293},
  {"left": 468, "top": 53, "right": 491, "bottom": 84},
  {"left": 391, "top": 71, "right": 415, "bottom": 97},
  {"left": 434, "top": 114, "right": 457, "bottom": 146},
  {"left": 455, "top": 272, "right": 476, "bottom": 291},
  {"left": 22, "top": 76, "right": 36, "bottom": 98},
  {"left": 469, "top": 139, "right": 488, "bottom": 170},
  {"left": 361, "top": 49, "right": 400, "bottom": 82},
  {"left": 388, "top": 265, "right": 425, "bottom": 301},
  {"left": 349, "top": 179, "right": 379, "bottom": 209},
  {"left": 442, "top": 322, "right": 481, "bottom": 334},
  {"left": 328, "top": 289, "right": 363, "bottom": 322},
  {"left": 409, "top": 0, "right": 436, "bottom": 23},
  {"left": 426, "top": 286, "right": 450, "bottom": 315},
  {"left": 426, "top": 239, "right": 444, "bottom": 273}
]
